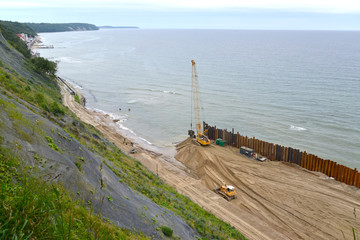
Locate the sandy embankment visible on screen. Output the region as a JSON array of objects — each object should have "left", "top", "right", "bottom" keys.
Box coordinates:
[{"left": 59, "top": 79, "right": 360, "bottom": 240}]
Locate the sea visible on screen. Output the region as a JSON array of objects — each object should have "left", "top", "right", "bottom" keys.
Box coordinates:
[{"left": 36, "top": 29, "right": 360, "bottom": 169}]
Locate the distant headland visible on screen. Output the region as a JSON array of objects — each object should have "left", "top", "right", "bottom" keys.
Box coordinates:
[{"left": 26, "top": 22, "right": 99, "bottom": 33}]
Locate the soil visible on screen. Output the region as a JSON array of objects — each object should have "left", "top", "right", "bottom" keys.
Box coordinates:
[{"left": 60, "top": 80, "right": 360, "bottom": 240}]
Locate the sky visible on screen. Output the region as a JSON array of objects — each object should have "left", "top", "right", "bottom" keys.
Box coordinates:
[{"left": 1, "top": 0, "right": 360, "bottom": 30}]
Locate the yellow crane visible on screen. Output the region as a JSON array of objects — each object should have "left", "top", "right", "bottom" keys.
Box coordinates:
[{"left": 189, "top": 60, "right": 210, "bottom": 146}]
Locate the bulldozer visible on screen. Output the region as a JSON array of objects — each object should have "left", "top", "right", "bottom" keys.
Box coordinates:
[{"left": 214, "top": 184, "right": 237, "bottom": 201}]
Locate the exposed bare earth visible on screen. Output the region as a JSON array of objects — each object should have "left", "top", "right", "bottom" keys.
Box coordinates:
[{"left": 60, "top": 80, "right": 360, "bottom": 240}]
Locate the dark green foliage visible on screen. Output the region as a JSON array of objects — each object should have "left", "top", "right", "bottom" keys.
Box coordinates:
[
  {"left": 0, "top": 21, "right": 35, "bottom": 58},
  {"left": 0, "top": 21, "right": 36, "bottom": 36},
  {"left": 26, "top": 23, "right": 99, "bottom": 33},
  {"left": 50, "top": 101, "right": 64, "bottom": 116},
  {"left": 75, "top": 161, "right": 82, "bottom": 171},
  {"left": 31, "top": 57, "right": 57, "bottom": 76},
  {"left": 161, "top": 226, "right": 173, "bottom": 237}
]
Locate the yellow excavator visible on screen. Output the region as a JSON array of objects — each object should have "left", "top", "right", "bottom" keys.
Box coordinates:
[{"left": 189, "top": 60, "right": 210, "bottom": 146}]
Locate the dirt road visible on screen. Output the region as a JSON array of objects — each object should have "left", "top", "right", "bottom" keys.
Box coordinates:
[{"left": 60, "top": 80, "right": 360, "bottom": 240}]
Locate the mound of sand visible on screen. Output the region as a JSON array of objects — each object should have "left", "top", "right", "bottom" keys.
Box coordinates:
[{"left": 176, "top": 138, "right": 360, "bottom": 240}]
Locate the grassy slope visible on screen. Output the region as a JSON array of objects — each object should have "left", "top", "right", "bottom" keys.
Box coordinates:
[
  {"left": 0, "top": 144, "right": 148, "bottom": 239},
  {"left": 0, "top": 23, "right": 246, "bottom": 239}
]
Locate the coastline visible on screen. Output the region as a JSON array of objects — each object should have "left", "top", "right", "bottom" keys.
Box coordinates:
[
  {"left": 58, "top": 77, "right": 360, "bottom": 240},
  {"left": 57, "top": 77, "right": 272, "bottom": 239}
]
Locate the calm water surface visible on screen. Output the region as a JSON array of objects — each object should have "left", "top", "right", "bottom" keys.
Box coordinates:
[{"left": 37, "top": 29, "right": 360, "bottom": 168}]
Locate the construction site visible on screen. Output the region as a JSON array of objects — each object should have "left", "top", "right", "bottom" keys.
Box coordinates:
[
  {"left": 178, "top": 59, "right": 360, "bottom": 239},
  {"left": 60, "top": 60, "right": 360, "bottom": 239}
]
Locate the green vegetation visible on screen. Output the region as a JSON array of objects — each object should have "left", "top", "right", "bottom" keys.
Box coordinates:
[
  {"left": 0, "top": 67, "right": 65, "bottom": 118},
  {"left": 0, "top": 20, "right": 36, "bottom": 59},
  {"left": 0, "top": 146, "right": 148, "bottom": 239},
  {"left": 31, "top": 57, "right": 57, "bottom": 76},
  {"left": 26, "top": 23, "right": 99, "bottom": 33},
  {"left": 74, "top": 93, "right": 81, "bottom": 104},
  {"left": 161, "top": 226, "right": 173, "bottom": 237},
  {"left": 75, "top": 157, "right": 85, "bottom": 171},
  {"left": 46, "top": 136, "right": 59, "bottom": 151}
]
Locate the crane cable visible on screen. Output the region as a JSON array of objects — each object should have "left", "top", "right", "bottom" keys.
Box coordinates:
[{"left": 190, "top": 61, "right": 193, "bottom": 132}]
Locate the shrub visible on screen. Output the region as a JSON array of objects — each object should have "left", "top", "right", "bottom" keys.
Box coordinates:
[
  {"left": 75, "top": 161, "right": 82, "bottom": 171},
  {"left": 161, "top": 226, "right": 173, "bottom": 237},
  {"left": 49, "top": 101, "right": 64, "bottom": 116},
  {"left": 31, "top": 57, "right": 57, "bottom": 76}
]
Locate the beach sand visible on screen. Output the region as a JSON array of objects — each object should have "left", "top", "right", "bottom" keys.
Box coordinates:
[{"left": 59, "top": 79, "right": 360, "bottom": 240}]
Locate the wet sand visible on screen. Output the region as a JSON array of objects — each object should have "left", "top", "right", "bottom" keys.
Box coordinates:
[{"left": 59, "top": 79, "right": 360, "bottom": 240}]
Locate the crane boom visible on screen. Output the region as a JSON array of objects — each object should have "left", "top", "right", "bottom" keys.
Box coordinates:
[
  {"left": 190, "top": 60, "right": 210, "bottom": 146},
  {"left": 191, "top": 60, "right": 202, "bottom": 135}
]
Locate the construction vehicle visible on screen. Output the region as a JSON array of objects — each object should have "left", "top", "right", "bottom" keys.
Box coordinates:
[
  {"left": 214, "top": 184, "right": 237, "bottom": 201},
  {"left": 189, "top": 60, "right": 210, "bottom": 146}
]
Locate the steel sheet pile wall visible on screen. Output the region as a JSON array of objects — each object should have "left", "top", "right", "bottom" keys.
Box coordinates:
[{"left": 203, "top": 122, "right": 360, "bottom": 188}]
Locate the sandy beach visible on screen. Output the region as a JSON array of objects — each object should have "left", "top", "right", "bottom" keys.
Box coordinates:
[{"left": 59, "top": 79, "right": 360, "bottom": 240}]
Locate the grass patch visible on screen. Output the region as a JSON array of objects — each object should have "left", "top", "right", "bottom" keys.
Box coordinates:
[
  {"left": 75, "top": 161, "right": 82, "bottom": 171},
  {"left": 0, "top": 65, "right": 65, "bottom": 119},
  {"left": 45, "top": 136, "right": 59, "bottom": 151},
  {"left": 0, "top": 145, "right": 149, "bottom": 239},
  {"left": 74, "top": 94, "right": 80, "bottom": 104}
]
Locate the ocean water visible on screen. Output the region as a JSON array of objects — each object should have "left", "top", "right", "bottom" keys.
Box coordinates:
[{"left": 36, "top": 29, "right": 360, "bottom": 169}]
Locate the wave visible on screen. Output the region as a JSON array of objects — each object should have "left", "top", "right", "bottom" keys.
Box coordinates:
[
  {"left": 90, "top": 108, "right": 128, "bottom": 123},
  {"left": 115, "top": 123, "right": 153, "bottom": 146},
  {"left": 127, "top": 100, "right": 137, "bottom": 104},
  {"left": 289, "top": 125, "right": 307, "bottom": 131},
  {"left": 56, "top": 57, "right": 82, "bottom": 64},
  {"left": 162, "top": 90, "right": 177, "bottom": 95},
  {"left": 88, "top": 108, "right": 154, "bottom": 146},
  {"left": 126, "top": 87, "right": 180, "bottom": 95}
]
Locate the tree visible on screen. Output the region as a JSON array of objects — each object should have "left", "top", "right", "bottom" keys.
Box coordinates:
[{"left": 31, "top": 57, "right": 57, "bottom": 76}]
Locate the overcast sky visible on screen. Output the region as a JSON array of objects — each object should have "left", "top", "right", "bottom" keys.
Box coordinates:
[{"left": 1, "top": 0, "right": 360, "bottom": 29}]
